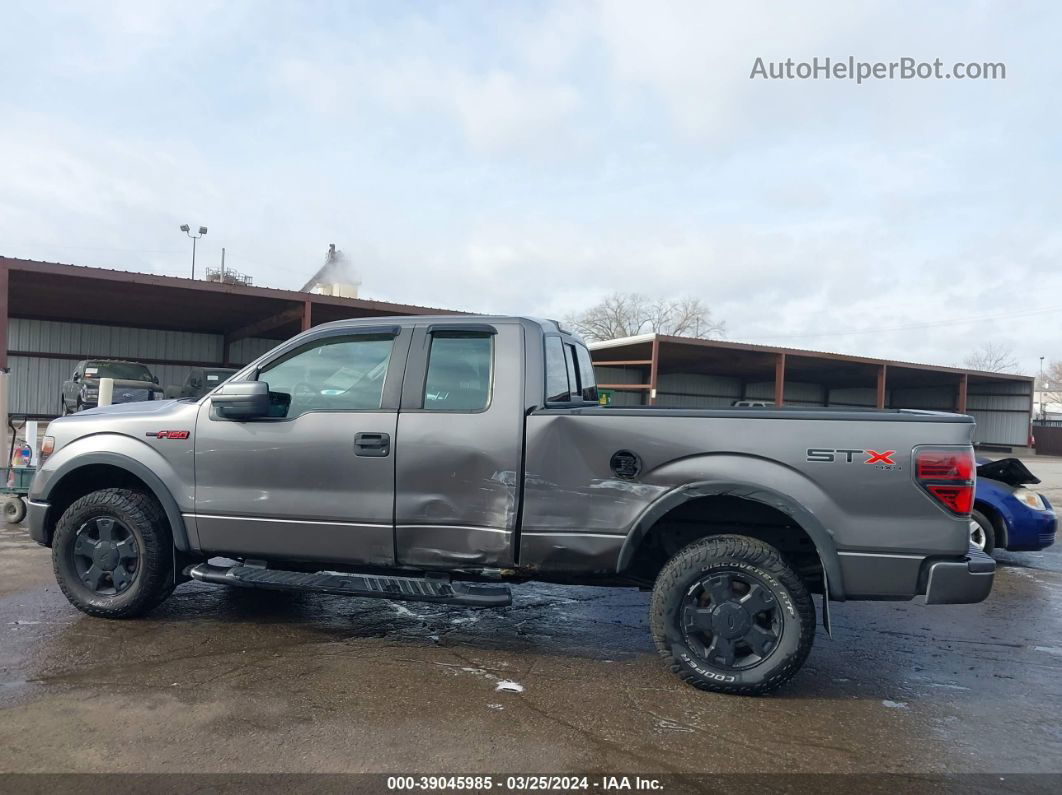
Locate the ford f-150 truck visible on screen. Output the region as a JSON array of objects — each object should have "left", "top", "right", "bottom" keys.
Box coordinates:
[{"left": 27, "top": 316, "right": 994, "bottom": 694}]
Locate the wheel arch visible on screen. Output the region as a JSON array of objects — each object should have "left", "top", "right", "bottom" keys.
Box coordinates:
[
  {"left": 36, "top": 452, "right": 191, "bottom": 551},
  {"left": 973, "top": 499, "right": 1009, "bottom": 550},
  {"left": 617, "top": 481, "right": 845, "bottom": 601}
]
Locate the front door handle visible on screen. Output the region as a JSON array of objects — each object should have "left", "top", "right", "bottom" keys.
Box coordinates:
[{"left": 354, "top": 432, "right": 390, "bottom": 457}]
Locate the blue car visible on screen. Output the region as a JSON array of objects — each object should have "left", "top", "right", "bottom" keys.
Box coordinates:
[{"left": 972, "top": 457, "right": 1057, "bottom": 554}]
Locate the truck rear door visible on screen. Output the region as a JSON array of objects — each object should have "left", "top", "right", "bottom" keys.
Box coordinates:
[{"left": 394, "top": 321, "right": 525, "bottom": 568}]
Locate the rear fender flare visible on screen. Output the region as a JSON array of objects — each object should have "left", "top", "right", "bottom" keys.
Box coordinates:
[{"left": 616, "top": 480, "right": 845, "bottom": 601}]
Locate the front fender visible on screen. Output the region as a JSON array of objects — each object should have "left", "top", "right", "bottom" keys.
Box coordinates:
[
  {"left": 30, "top": 434, "right": 194, "bottom": 552},
  {"left": 618, "top": 459, "right": 845, "bottom": 601}
]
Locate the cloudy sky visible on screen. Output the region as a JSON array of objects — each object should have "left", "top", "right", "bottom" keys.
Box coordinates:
[{"left": 1, "top": 1, "right": 1059, "bottom": 372}]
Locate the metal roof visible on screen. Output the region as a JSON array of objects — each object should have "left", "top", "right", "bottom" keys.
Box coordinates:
[
  {"left": 0, "top": 256, "right": 460, "bottom": 340},
  {"left": 590, "top": 333, "right": 1033, "bottom": 383}
]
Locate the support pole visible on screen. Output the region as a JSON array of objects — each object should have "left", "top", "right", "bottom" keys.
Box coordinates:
[
  {"left": 0, "top": 264, "right": 8, "bottom": 462},
  {"left": 774, "top": 353, "right": 786, "bottom": 407},
  {"left": 648, "top": 337, "right": 660, "bottom": 406},
  {"left": 302, "top": 300, "right": 313, "bottom": 332},
  {"left": 0, "top": 372, "right": 7, "bottom": 469},
  {"left": 99, "top": 378, "right": 114, "bottom": 407},
  {"left": 956, "top": 373, "right": 968, "bottom": 414},
  {"left": 876, "top": 365, "right": 887, "bottom": 409}
]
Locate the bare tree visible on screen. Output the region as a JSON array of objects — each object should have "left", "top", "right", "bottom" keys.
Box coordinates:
[
  {"left": 566, "top": 292, "right": 725, "bottom": 342},
  {"left": 961, "top": 342, "right": 1020, "bottom": 373},
  {"left": 1041, "top": 360, "right": 1062, "bottom": 409}
]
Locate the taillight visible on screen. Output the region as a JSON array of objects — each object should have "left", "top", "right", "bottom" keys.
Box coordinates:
[{"left": 915, "top": 447, "right": 975, "bottom": 516}]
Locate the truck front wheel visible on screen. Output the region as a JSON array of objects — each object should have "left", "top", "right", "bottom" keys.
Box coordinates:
[
  {"left": 650, "top": 534, "right": 815, "bottom": 695},
  {"left": 52, "top": 488, "right": 175, "bottom": 618}
]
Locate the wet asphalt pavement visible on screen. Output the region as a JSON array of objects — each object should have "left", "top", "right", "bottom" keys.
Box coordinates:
[{"left": 1, "top": 461, "right": 1060, "bottom": 776}]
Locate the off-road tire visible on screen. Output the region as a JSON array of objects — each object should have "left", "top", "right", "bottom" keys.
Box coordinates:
[
  {"left": 650, "top": 534, "right": 816, "bottom": 696},
  {"left": 52, "top": 488, "right": 176, "bottom": 618},
  {"left": 970, "top": 509, "right": 996, "bottom": 554}
]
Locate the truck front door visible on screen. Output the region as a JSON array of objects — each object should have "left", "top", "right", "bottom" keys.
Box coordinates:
[{"left": 192, "top": 326, "right": 410, "bottom": 565}]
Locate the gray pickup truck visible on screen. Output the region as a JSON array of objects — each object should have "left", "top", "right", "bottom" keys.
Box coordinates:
[{"left": 28, "top": 316, "right": 994, "bottom": 694}]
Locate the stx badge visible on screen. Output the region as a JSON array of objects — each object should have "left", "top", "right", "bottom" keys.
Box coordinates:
[{"left": 806, "top": 448, "right": 899, "bottom": 469}]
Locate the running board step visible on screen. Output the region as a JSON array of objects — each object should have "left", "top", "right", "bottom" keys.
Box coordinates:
[{"left": 186, "top": 563, "right": 512, "bottom": 607}]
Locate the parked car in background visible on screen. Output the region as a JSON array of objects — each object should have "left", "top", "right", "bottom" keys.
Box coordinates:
[
  {"left": 60, "top": 360, "right": 163, "bottom": 415},
  {"left": 172, "top": 367, "right": 237, "bottom": 400},
  {"left": 972, "top": 457, "right": 1057, "bottom": 554}
]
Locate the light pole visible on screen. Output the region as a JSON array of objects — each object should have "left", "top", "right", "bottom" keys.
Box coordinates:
[
  {"left": 179, "top": 224, "right": 208, "bottom": 279},
  {"left": 1041, "top": 356, "right": 1047, "bottom": 422}
]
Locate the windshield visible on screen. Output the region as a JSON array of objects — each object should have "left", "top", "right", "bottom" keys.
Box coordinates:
[{"left": 84, "top": 361, "right": 154, "bottom": 381}]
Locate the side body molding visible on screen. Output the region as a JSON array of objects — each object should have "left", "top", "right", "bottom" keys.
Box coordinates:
[
  {"left": 34, "top": 447, "right": 194, "bottom": 552},
  {"left": 616, "top": 480, "right": 845, "bottom": 601}
]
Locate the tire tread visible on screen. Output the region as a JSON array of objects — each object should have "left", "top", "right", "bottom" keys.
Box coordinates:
[
  {"left": 649, "top": 534, "right": 816, "bottom": 696},
  {"left": 52, "top": 488, "right": 175, "bottom": 619}
]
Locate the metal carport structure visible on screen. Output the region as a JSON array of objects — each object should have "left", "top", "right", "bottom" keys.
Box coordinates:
[
  {"left": 0, "top": 257, "right": 456, "bottom": 424},
  {"left": 591, "top": 334, "right": 1034, "bottom": 448}
]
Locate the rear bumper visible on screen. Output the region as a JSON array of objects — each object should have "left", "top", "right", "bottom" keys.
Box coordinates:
[
  {"left": 27, "top": 499, "right": 50, "bottom": 545},
  {"left": 923, "top": 545, "right": 995, "bottom": 605}
]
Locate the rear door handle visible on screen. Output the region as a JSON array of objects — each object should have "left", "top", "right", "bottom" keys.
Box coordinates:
[{"left": 354, "top": 432, "right": 390, "bottom": 457}]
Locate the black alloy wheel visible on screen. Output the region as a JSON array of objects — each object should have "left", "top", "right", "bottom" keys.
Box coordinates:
[
  {"left": 680, "top": 569, "right": 783, "bottom": 670},
  {"left": 71, "top": 516, "right": 140, "bottom": 596}
]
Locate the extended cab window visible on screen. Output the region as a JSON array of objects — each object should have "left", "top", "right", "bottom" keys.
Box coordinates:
[
  {"left": 545, "top": 337, "right": 598, "bottom": 403},
  {"left": 259, "top": 335, "right": 394, "bottom": 418},
  {"left": 423, "top": 332, "right": 492, "bottom": 411},
  {"left": 545, "top": 337, "right": 570, "bottom": 402},
  {"left": 574, "top": 344, "right": 599, "bottom": 402}
]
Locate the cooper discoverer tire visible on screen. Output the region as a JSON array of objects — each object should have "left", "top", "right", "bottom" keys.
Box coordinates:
[
  {"left": 52, "top": 488, "right": 175, "bottom": 618},
  {"left": 650, "top": 534, "right": 815, "bottom": 695}
]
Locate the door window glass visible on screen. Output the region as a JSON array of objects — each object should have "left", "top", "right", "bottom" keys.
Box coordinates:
[
  {"left": 259, "top": 335, "right": 394, "bottom": 418},
  {"left": 423, "top": 333, "right": 493, "bottom": 411}
]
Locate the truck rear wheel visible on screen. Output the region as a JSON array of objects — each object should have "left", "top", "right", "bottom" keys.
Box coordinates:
[
  {"left": 650, "top": 534, "right": 815, "bottom": 695},
  {"left": 52, "top": 488, "right": 175, "bottom": 618}
]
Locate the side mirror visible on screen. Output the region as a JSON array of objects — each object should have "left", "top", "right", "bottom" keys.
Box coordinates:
[
  {"left": 73, "top": 373, "right": 80, "bottom": 382},
  {"left": 210, "top": 380, "right": 270, "bottom": 419},
  {"left": 153, "top": 376, "right": 160, "bottom": 384}
]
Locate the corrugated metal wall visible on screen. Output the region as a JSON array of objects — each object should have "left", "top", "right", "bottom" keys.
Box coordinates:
[
  {"left": 7, "top": 318, "right": 281, "bottom": 416},
  {"left": 657, "top": 373, "right": 741, "bottom": 408},
  {"left": 746, "top": 380, "right": 825, "bottom": 407},
  {"left": 10, "top": 318, "right": 223, "bottom": 363},
  {"left": 967, "top": 380, "right": 1032, "bottom": 447},
  {"left": 826, "top": 387, "right": 878, "bottom": 407}
]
